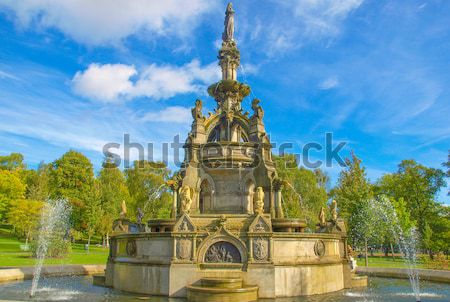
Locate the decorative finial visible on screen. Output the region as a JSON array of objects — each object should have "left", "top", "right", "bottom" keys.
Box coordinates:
[{"left": 222, "top": 2, "right": 235, "bottom": 42}]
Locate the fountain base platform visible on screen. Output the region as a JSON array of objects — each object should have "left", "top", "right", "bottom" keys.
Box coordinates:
[{"left": 187, "top": 277, "right": 258, "bottom": 302}]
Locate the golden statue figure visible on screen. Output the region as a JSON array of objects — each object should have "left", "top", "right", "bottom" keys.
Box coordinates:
[
  {"left": 254, "top": 187, "right": 265, "bottom": 214},
  {"left": 319, "top": 206, "right": 326, "bottom": 226}
]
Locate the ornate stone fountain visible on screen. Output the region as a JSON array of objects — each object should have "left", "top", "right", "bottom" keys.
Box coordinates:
[{"left": 103, "top": 3, "right": 363, "bottom": 301}]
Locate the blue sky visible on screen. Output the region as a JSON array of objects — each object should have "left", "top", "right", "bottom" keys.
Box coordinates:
[{"left": 0, "top": 0, "right": 448, "bottom": 203}]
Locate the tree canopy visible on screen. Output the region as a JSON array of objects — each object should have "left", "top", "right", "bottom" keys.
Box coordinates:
[{"left": 274, "top": 154, "right": 328, "bottom": 227}]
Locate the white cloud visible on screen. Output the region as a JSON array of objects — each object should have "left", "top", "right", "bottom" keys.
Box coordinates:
[
  {"left": 0, "top": 0, "right": 215, "bottom": 45},
  {"left": 237, "top": 1, "right": 364, "bottom": 57},
  {"left": 292, "top": 0, "right": 364, "bottom": 37},
  {"left": 0, "top": 70, "right": 20, "bottom": 81},
  {"left": 72, "top": 60, "right": 220, "bottom": 102},
  {"left": 141, "top": 106, "right": 191, "bottom": 123},
  {"left": 240, "top": 63, "right": 259, "bottom": 75},
  {"left": 73, "top": 64, "right": 136, "bottom": 101},
  {"left": 319, "top": 76, "right": 339, "bottom": 89}
]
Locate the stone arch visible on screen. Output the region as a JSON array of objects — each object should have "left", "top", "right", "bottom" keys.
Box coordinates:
[
  {"left": 199, "top": 179, "right": 211, "bottom": 213},
  {"left": 241, "top": 172, "right": 256, "bottom": 214},
  {"left": 197, "top": 232, "right": 247, "bottom": 264},
  {"left": 230, "top": 121, "right": 249, "bottom": 143},
  {"left": 205, "top": 113, "right": 250, "bottom": 142},
  {"left": 196, "top": 173, "right": 216, "bottom": 213}
]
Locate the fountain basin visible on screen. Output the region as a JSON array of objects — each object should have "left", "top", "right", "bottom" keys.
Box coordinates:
[
  {"left": 1, "top": 276, "right": 450, "bottom": 301},
  {"left": 271, "top": 218, "right": 307, "bottom": 232},
  {"left": 187, "top": 277, "right": 258, "bottom": 302}
]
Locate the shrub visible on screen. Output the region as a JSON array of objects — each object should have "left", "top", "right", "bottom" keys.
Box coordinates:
[{"left": 30, "top": 236, "right": 71, "bottom": 258}]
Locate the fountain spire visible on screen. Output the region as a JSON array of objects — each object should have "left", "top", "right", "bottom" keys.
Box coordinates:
[
  {"left": 219, "top": 2, "right": 239, "bottom": 81},
  {"left": 207, "top": 2, "right": 249, "bottom": 122}
]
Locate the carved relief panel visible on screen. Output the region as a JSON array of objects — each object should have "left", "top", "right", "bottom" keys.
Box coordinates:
[
  {"left": 204, "top": 241, "right": 241, "bottom": 263},
  {"left": 253, "top": 237, "right": 269, "bottom": 261}
]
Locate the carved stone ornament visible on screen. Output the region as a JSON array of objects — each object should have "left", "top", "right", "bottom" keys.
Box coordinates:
[
  {"left": 251, "top": 98, "right": 264, "bottom": 122},
  {"left": 205, "top": 241, "right": 241, "bottom": 263},
  {"left": 318, "top": 206, "right": 326, "bottom": 226},
  {"left": 180, "top": 220, "right": 189, "bottom": 232},
  {"left": 253, "top": 237, "right": 268, "bottom": 261},
  {"left": 330, "top": 199, "right": 338, "bottom": 222},
  {"left": 126, "top": 239, "right": 137, "bottom": 257},
  {"left": 314, "top": 240, "right": 326, "bottom": 257},
  {"left": 254, "top": 221, "right": 266, "bottom": 232},
  {"left": 174, "top": 214, "right": 196, "bottom": 232},
  {"left": 179, "top": 185, "right": 193, "bottom": 214},
  {"left": 191, "top": 99, "right": 204, "bottom": 121},
  {"left": 254, "top": 187, "right": 265, "bottom": 214},
  {"left": 248, "top": 215, "right": 271, "bottom": 233},
  {"left": 177, "top": 239, "right": 192, "bottom": 260}
]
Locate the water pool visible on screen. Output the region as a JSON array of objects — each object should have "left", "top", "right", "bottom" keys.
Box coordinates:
[{"left": 0, "top": 276, "right": 449, "bottom": 301}]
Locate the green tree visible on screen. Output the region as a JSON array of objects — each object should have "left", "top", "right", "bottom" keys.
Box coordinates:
[
  {"left": 391, "top": 197, "right": 414, "bottom": 233},
  {"left": 83, "top": 180, "right": 102, "bottom": 249},
  {"left": 0, "top": 153, "right": 25, "bottom": 171},
  {"left": 331, "top": 152, "right": 373, "bottom": 265},
  {"left": 426, "top": 205, "right": 450, "bottom": 255},
  {"left": 274, "top": 154, "right": 328, "bottom": 227},
  {"left": 376, "top": 195, "right": 415, "bottom": 260},
  {"left": 376, "top": 160, "right": 446, "bottom": 238},
  {"left": 331, "top": 152, "right": 373, "bottom": 219},
  {"left": 98, "top": 159, "right": 131, "bottom": 246},
  {"left": 0, "top": 170, "right": 26, "bottom": 221},
  {"left": 125, "top": 160, "right": 171, "bottom": 220},
  {"left": 24, "top": 162, "right": 50, "bottom": 201},
  {"left": 443, "top": 151, "right": 450, "bottom": 195},
  {"left": 49, "top": 150, "right": 95, "bottom": 230},
  {"left": 7, "top": 199, "right": 44, "bottom": 244}
]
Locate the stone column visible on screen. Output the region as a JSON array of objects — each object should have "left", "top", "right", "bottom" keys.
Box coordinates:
[
  {"left": 168, "top": 178, "right": 180, "bottom": 219},
  {"left": 269, "top": 187, "right": 275, "bottom": 219},
  {"left": 273, "top": 179, "right": 284, "bottom": 219},
  {"left": 172, "top": 237, "right": 177, "bottom": 261},
  {"left": 171, "top": 190, "right": 178, "bottom": 219},
  {"left": 191, "top": 236, "right": 197, "bottom": 261},
  {"left": 248, "top": 237, "right": 254, "bottom": 263},
  {"left": 268, "top": 237, "right": 273, "bottom": 262}
]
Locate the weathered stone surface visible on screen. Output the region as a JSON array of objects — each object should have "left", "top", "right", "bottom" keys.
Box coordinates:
[{"left": 0, "top": 265, "right": 105, "bottom": 283}]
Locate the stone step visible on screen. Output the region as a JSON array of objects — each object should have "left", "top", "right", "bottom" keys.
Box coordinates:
[
  {"left": 92, "top": 274, "right": 106, "bottom": 287},
  {"left": 187, "top": 284, "right": 258, "bottom": 302},
  {"left": 351, "top": 273, "right": 368, "bottom": 288},
  {"left": 200, "top": 277, "right": 243, "bottom": 289}
]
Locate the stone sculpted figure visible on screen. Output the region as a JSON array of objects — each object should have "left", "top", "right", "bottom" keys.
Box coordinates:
[
  {"left": 319, "top": 206, "right": 326, "bottom": 226},
  {"left": 254, "top": 187, "right": 265, "bottom": 214},
  {"left": 180, "top": 220, "right": 189, "bottom": 232},
  {"left": 191, "top": 99, "right": 203, "bottom": 120},
  {"left": 222, "top": 3, "right": 235, "bottom": 41},
  {"left": 330, "top": 200, "right": 338, "bottom": 222},
  {"left": 120, "top": 200, "right": 127, "bottom": 219},
  {"left": 179, "top": 185, "right": 193, "bottom": 214},
  {"left": 251, "top": 98, "right": 264, "bottom": 121}
]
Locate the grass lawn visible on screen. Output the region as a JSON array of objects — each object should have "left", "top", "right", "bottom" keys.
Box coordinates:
[
  {"left": 0, "top": 230, "right": 108, "bottom": 267},
  {"left": 355, "top": 255, "right": 443, "bottom": 269}
]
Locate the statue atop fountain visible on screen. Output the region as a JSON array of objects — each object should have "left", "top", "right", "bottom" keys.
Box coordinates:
[{"left": 222, "top": 2, "right": 235, "bottom": 42}]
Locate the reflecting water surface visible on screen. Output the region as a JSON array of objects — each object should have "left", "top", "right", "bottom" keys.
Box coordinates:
[{"left": 0, "top": 276, "right": 449, "bottom": 302}]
